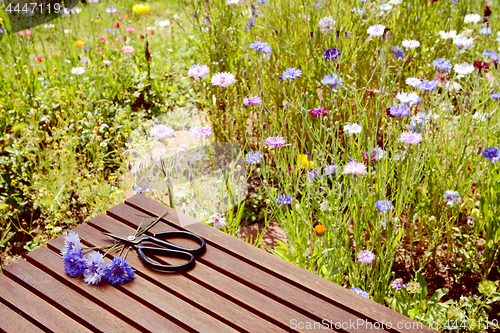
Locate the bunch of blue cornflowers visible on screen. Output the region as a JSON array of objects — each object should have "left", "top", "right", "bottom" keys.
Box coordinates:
[{"left": 62, "top": 232, "right": 135, "bottom": 285}]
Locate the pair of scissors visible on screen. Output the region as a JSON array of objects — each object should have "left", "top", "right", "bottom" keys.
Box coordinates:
[{"left": 103, "top": 230, "right": 206, "bottom": 272}]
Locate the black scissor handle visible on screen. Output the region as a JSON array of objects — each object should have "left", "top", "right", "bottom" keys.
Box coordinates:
[
  {"left": 152, "top": 231, "right": 206, "bottom": 256},
  {"left": 136, "top": 245, "right": 196, "bottom": 272}
]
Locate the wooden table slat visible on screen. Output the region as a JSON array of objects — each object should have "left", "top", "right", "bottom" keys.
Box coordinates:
[
  {"left": 0, "top": 274, "right": 93, "bottom": 333},
  {"left": 0, "top": 299, "right": 45, "bottom": 333},
  {"left": 68, "top": 218, "right": 288, "bottom": 333},
  {"left": 27, "top": 246, "right": 191, "bottom": 333},
  {"left": 3, "top": 259, "right": 142, "bottom": 333},
  {"left": 124, "top": 194, "right": 435, "bottom": 333}
]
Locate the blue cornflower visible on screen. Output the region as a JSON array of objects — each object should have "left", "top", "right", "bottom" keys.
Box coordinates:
[
  {"left": 375, "top": 200, "right": 394, "bottom": 213},
  {"left": 482, "top": 147, "right": 500, "bottom": 162},
  {"left": 282, "top": 67, "right": 302, "bottom": 79},
  {"left": 249, "top": 41, "right": 272, "bottom": 54},
  {"left": 245, "top": 151, "right": 263, "bottom": 164},
  {"left": 61, "top": 231, "right": 82, "bottom": 257},
  {"left": 245, "top": 19, "right": 255, "bottom": 30},
  {"left": 419, "top": 80, "right": 437, "bottom": 92},
  {"left": 491, "top": 93, "right": 500, "bottom": 100},
  {"left": 409, "top": 112, "right": 430, "bottom": 133},
  {"left": 321, "top": 163, "right": 338, "bottom": 179},
  {"left": 308, "top": 170, "right": 319, "bottom": 180},
  {"left": 103, "top": 256, "right": 135, "bottom": 285},
  {"left": 277, "top": 194, "right": 293, "bottom": 205},
  {"left": 63, "top": 250, "right": 86, "bottom": 277},
  {"left": 84, "top": 251, "right": 105, "bottom": 285},
  {"left": 321, "top": 74, "right": 343, "bottom": 92},
  {"left": 350, "top": 287, "right": 369, "bottom": 298},
  {"left": 484, "top": 50, "right": 498, "bottom": 61},
  {"left": 132, "top": 184, "right": 149, "bottom": 194},
  {"left": 432, "top": 58, "right": 452, "bottom": 72},
  {"left": 323, "top": 48, "right": 341, "bottom": 61},
  {"left": 391, "top": 46, "right": 404, "bottom": 58},
  {"left": 389, "top": 104, "right": 410, "bottom": 117},
  {"left": 257, "top": 0, "right": 267, "bottom": 3}
]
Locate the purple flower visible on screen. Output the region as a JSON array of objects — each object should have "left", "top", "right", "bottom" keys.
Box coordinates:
[
  {"left": 350, "top": 287, "right": 369, "bottom": 298},
  {"left": 277, "top": 194, "right": 292, "bottom": 205},
  {"left": 391, "top": 278, "right": 404, "bottom": 291},
  {"left": 375, "top": 200, "right": 394, "bottom": 213},
  {"left": 483, "top": 50, "right": 498, "bottom": 61},
  {"left": 132, "top": 184, "right": 149, "bottom": 194},
  {"left": 490, "top": 93, "right": 500, "bottom": 100},
  {"left": 61, "top": 231, "right": 82, "bottom": 257},
  {"left": 399, "top": 131, "right": 422, "bottom": 145},
  {"left": 482, "top": 147, "right": 500, "bottom": 162},
  {"left": 249, "top": 41, "right": 272, "bottom": 54},
  {"left": 63, "top": 250, "right": 86, "bottom": 277},
  {"left": 419, "top": 80, "right": 437, "bottom": 91},
  {"left": 308, "top": 169, "right": 319, "bottom": 180},
  {"left": 245, "top": 151, "right": 263, "bottom": 164},
  {"left": 343, "top": 161, "right": 367, "bottom": 175},
  {"left": 282, "top": 67, "right": 302, "bottom": 79},
  {"left": 321, "top": 74, "right": 343, "bottom": 92},
  {"left": 190, "top": 126, "right": 213, "bottom": 139},
  {"left": 388, "top": 104, "right": 410, "bottom": 117},
  {"left": 243, "top": 96, "right": 262, "bottom": 106},
  {"left": 432, "top": 58, "right": 452, "bottom": 72},
  {"left": 105, "top": 7, "right": 117, "bottom": 13},
  {"left": 83, "top": 251, "right": 105, "bottom": 285},
  {"left": 150, "top": 124, "right": 174, "bottom": 139},
  {"left": 409, "top": 112, "right": 430, "bottom": 133},
  {"left": 321, "top": 163, "right": 338, "bottom": 179},
  {"left": 323, "top": 48, "right": 341, "bottom": 60},
  {"left": 266, "top": 136, "right": 286, "bottom": 148},
  {"left": 443, "top": 190, "right": 461, "bottom": 206},
  {"left": 357, "top": 250, "right": 376, "bottom": 264},
  {"left": 245, "top": 19, "right": 256, "bottom": 30},
  {"left": 103, "top": 256, "right": 135, "bottom": 285},
  {"left": 391, "top": 46, "right": 405, "bottom": 58}
]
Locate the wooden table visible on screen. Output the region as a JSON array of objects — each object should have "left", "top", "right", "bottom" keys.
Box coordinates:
[{"left": 0, "top": 194, "right": 435, "bottom": 332}]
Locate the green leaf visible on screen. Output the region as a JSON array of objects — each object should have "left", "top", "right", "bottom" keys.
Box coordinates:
[{"left": 416, "top": 272, "right": 428, "bottom": 299}]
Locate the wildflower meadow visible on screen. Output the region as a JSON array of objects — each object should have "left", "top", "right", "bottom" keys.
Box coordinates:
[{"left": 1, "top": 0, "right": 500, "bottom": 331}]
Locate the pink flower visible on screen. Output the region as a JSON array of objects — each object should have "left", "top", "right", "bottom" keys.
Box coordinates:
[
  {"left": 187, "top": 64, "right": 209, "bottom": 80},
  {"left": 211, "top": 72, "right": 236, "bottom": 87},
  {"left": 357, "top": 250, "right": 376, "bottom": 264},
  {"left": 266, "top": 136, "right": 286, "bottom": 148},
  {"left": 26, "top": 30, "right": 32, "bottom": 36},
  {"left": 209, "top": 214, "right": 226, "bottom": 229},
  {"left": 36, "top": 56, "right": 43, "bottom": 63},
  {"left": 150, "top": 124, "right": 174, "bottom": 139},
  {"left": 243, "top": 96, "right": 262, "bottom": 106},
  {"left": 343, "top": 161, "right": 367, "bottom": 176},
  {"left": 103, "top": 60, "right": 111, "bottom": 66},
  {"left": 399, "top": 131, "right": 422, "bottom": 145},
  {"left": 122, "top": 46, "right": 134, "bottom": 54},
  {"left": 125, "top": 27, "right": 135, "bottom": 33},
  {"left": 19, "top": 31, "right": 24, "bottom": 37},
  {"left": 100, "top": 35, "right": 106, "bottom": 42},
  {"left": 190, "top": 126, "right": 213, "bottom": 139}
]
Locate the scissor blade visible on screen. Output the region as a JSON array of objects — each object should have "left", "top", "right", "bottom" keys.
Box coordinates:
[{"left": 102, "top": 232, "right": 132, "bottom": 243}]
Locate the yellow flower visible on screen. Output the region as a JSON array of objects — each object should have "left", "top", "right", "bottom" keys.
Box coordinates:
[
  {"left": 132, "top": 4, "right": 150, "bottom": 15},
  {"left": 0, "top": 18, "right": 3, "bottom": 23},
  {"left": 314, "top": 224, "right": 326, "bottom": 236},
  {"left": 298, "top": 154, "right": 315, "bottom": 169},
  {"left": 75, "top": 40, "right": 85, "bottom": 48}
]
